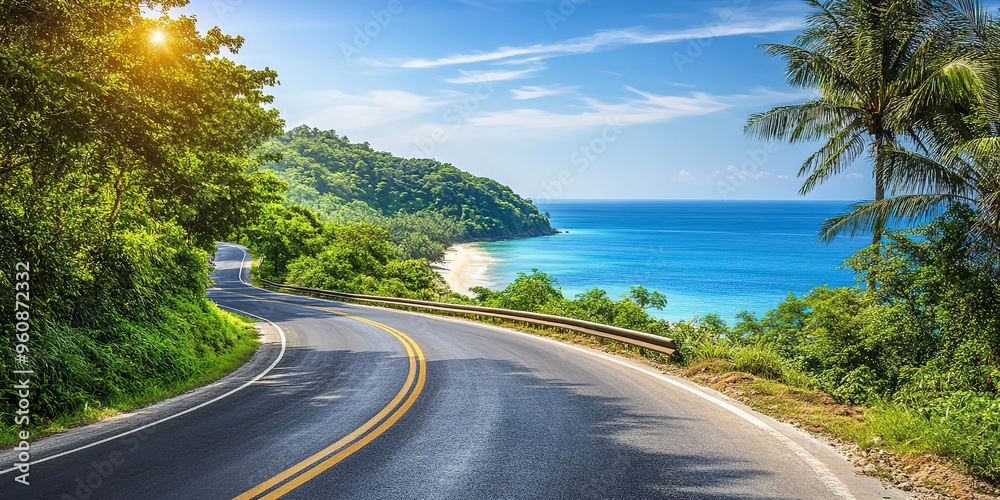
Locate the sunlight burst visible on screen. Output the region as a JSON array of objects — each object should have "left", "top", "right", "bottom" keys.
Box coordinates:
[{"left": 149, "top": 29, "right": 166, "bottom": 45}]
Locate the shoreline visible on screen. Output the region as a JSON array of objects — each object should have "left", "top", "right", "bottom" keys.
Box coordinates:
[{"left": 434, "top": 243, "right": 498, "bottom": 296}]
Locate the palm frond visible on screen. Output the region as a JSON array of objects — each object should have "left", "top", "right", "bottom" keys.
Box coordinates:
[
  {"left": 798, "top": 124, "right": 867, "bottom": 195},
  {"left": 945, "top": 136, "right": 1000, "bottom": 163},
  {"left": 819, "top": 194, "right": 963, "bottom": 243},
  {"left": 744, "top": 99, "right": 861, "bottom": 143},
  {"left": 896, "top": 58, "right": 985, "bottom": 124},
  {"left": 760, "top": 43, "right": 862, "bottom": 95},
  {"left": 880, "top": 146, "right": 974, "bottom": 196},
  {"left": 943, "top": 0, "right": 992, "bottom": 41}
]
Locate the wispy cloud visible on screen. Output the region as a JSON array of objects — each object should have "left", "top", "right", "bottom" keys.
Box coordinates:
[
  {"left": 461, "top": 86, "right": 729, "bottom": 132},
  {"left": 714, "top": 165, "right": 771, "bottom": 181},
  {"left": 393, "top": 21, "right": 802, "bottom": 68},
  {"left": 510, "top": 85, "right": 577, "bottom": 100},
  {"left": 299, "top": 85, "right": 810, "bottom": 142},
  {"left": 494, "top": 56, "right": 550, "bottom": 66},
  {"left": 443, "top": 68, "right": 539, "bottom": 84},
  {"left": 300, "top": 89, "right": 452, "bottom": 130}
]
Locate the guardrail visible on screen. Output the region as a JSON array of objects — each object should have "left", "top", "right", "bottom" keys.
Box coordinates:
[{"left": 258, "top": 278, "right": 677, "bottom": 359}]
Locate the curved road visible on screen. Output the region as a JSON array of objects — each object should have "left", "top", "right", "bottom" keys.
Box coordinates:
[{"left": 0, "top": 243, "right": 904, "bottom": 499}]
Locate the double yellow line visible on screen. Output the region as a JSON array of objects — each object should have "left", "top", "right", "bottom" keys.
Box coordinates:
[{"left": 220, "top": 292, "right": 426, "bottom": 499}]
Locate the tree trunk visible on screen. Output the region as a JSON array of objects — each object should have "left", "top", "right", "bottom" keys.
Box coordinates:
[
  {"left": 871, "top": 132, "right": 887, "bottom": 247},
  {"left": 872, "top": 168, "right": 885, "bottom": 246},
  {"left": 868, "top": 132, "right": 887, "bottom": 291}
]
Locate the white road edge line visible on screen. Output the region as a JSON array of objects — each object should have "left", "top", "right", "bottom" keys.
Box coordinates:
[{"left": 0, "top": 249, "right": 287, "bottom": 475}]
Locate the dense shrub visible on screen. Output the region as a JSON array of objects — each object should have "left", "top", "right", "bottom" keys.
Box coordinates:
[{"left": 246, "top": 204, "right": 448, "bottom": 300}]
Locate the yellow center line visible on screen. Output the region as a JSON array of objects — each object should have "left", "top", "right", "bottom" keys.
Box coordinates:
[{"left": 218, "top": 291, "right": 426, "bottom": 499}]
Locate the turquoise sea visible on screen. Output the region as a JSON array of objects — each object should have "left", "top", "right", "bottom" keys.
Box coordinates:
[{"left": 478, "top": 200, "right": 869, "bottom": 323}]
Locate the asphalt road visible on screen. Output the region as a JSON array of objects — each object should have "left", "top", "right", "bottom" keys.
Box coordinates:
[{"left": 0, "top": 243, "right": 906, "bottom": 499}]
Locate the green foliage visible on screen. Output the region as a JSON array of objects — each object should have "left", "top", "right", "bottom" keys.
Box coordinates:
[
  {"left": 743, "top": 1, "right": 1000, "bottom": 478},
  {"left": 733, "top": 294, "right": 808, "bottom": 354},
  {"left": 729, "top": 206, "right": 1000, "bottom": 404},
  {"left": 845, "top": 206, "right": 1000, "bottom": 399},
  {"left": 628, "top": 285, "right": 667, "bottom": 310},
  {"left": 684, "top": 338, "right": 734, "bottom": 363},
  {"left": 245, "top": 204, "right": 447, "bottom": 300},
  {"left": 730, "top": 344, "right": 787, "bottom": 381},
  {"left": 0, "top": 296, "right": 257, "bottom": 446},
  {"left": 719, "top": 208, "right": 1000, "bottom": 478},
  {"left": 260, "top": 126, "right": 556, "bottom": 260},
  {"left": 919, "top": 393, "right": 1000, "bottom": 481},
  {"left": 384, "top": 211, "right": 464, "bottom": 263},
  {"left": 242, "top": 204, "right": 326, "bottom": 277},
  {"left": 0, "top": 1, "right": 281, "bottom": 435},
  {"left": 475, "top": 270, "right": 565, "bottom": 313},
  {"left": 867, "top": 393, "right": 1000, "bottom": 482}
]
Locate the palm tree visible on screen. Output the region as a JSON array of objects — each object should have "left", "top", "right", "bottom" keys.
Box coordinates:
[
  {"left": 818, "top": 2, "right": 1000, "bottom": 246},
  {"left": 745, "top": 0, "right": 969, "bottom": 246}
]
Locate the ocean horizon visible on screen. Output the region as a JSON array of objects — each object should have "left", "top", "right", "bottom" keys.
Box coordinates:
[{"left": 471, "top": 199, "right": 870, "bottom": 323}]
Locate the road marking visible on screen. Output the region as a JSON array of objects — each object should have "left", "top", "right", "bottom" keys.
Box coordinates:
[
  {"left": 221, "top": 246, "right": 431, "bottom": 497},
  {"left": 0, "top": 305, "right": 287, "bottom": 475},
  {"left": 217, "top": 242, "right": 253, "bottom": 287},
  {"left": 218, "top": 291, "right": 426, "bottom": 500}
]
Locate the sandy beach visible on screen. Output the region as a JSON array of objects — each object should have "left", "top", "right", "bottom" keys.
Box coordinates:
[{"left": 434, "top": 243, "right": 497, "bottom": 295}]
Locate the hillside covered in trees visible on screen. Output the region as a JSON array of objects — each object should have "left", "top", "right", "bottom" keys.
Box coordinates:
[{"left": 259, "top": 126, "right": 556, "bottom": 261}]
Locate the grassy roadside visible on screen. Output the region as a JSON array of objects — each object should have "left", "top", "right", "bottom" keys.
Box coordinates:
[
  {"left": 676, "top": 360, "right": 999, "bottom": 499},
  {"left": 1, "top": 299, "right": 259, "bottom": 448}
]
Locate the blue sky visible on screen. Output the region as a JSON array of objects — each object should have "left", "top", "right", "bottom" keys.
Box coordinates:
[{"left": 172, "top": 0, "right": 875, "bottom": 201}]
